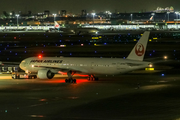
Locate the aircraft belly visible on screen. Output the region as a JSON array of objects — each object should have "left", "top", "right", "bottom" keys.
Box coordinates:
[{"left": 87, "top": 67, "right": 119, "bottom": 75}]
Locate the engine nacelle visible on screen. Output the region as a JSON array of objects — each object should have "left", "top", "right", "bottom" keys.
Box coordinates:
[{"left": 37, "top": 69, "right": 55, "bottom": 79}]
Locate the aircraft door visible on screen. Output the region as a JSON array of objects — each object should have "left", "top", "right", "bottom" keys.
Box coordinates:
[{"left": 91, "top": 62, "right": 94, "bottom": 69}]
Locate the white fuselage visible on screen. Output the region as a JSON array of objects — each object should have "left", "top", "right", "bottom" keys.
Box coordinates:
[{"left": 20, "top": 57, "right": 150, "bottom": 75}]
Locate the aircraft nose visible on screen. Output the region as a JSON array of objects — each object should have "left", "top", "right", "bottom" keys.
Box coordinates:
[{"left": 19, "top": 61, "right": 25, "bottom": 70}]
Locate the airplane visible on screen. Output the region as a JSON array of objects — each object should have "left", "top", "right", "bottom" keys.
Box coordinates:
[
  {"left": 49, "top": 21, "right": 99, "bottom": 35},
  {"left": 19, "top": 31, "right": 151, "bottom": 83}
]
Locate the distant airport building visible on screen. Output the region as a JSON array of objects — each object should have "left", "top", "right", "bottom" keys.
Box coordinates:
[
  {"left": 154, "top": 6, "right": 174, "bottom": 13},
  {"left": 1, "top": 8, "right": 180, "bottom": 30}
]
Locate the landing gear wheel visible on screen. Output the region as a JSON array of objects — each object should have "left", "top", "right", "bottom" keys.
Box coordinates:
[
  {"left": 73, "top": 79, "right": 76, "bottom": 83},
  {"left": 87, "top": 76, "right": 99, "bottom": 81},
  {"left": 28, "top": 76, "right": 32, "bottom": 79},
  {"left": 95, "top": 77, "right": 99, "bottom": 81},
  {"left": 70, "top": 79, "right": 73, "bottom": 83},
  {"left": 65, "top": 79, "right": 76, "bottom": 83},
  {"left": 65, "top": 79, "right": 69, "bottom": 83}
]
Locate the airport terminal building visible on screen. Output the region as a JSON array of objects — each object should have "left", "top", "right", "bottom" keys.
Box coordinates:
[{"left": 1, "top": 9, "right": 180, "bottom": 31}]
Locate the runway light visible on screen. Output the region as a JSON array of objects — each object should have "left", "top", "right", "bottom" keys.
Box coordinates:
[
  {"left": 38, "top": 55, "right": 42, "bottom": 58},
  {"left": 81, "top": 44, "right": 84, "bottom": 46},
  {"left": 164, "top": 56, "right": 167, "bottom": 59},
  {"left": 60, "top": 45, "right": 66, "bottom": 47},
  {"left": 161, "top": 74, "right": 165, "bottom": 76}
]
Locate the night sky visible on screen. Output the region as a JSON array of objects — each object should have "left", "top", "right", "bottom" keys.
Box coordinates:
[{"left": 0, "top": 0, "right": 179, "bottom": 14}]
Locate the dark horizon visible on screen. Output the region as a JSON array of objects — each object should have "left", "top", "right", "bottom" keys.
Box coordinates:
[{"left": 0, "top": 0, "right": 179, "bottom": 14}]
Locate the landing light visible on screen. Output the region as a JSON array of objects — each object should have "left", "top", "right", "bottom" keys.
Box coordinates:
[{"left": 149, "top": 64, "right": 153, "bottom": 68}]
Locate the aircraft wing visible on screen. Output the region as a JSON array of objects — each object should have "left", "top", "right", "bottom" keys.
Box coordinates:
[{"left": 144, "top": 57, "right": 171, "bottom": 64}]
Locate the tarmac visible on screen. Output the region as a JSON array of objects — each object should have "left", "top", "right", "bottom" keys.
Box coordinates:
[{"left": 0, "top": 60, "right": 180, "bottom": 120}]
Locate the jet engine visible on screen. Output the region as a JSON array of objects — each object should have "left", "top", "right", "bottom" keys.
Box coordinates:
[{"left": 37, "top": 69, "right": 55, "bottom": 79}]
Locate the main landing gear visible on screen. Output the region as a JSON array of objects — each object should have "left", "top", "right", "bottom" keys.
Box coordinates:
[
  {"left": 65, "top": 78, "right": 76, "bottom": 83},
  {"left": 65, "top": 71, "right": 76, "bottom": 83},
  {"left": 87, "top": 75, "right": 99, "bottom": 81}
]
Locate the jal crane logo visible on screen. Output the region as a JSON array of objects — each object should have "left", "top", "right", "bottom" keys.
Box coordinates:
[
  {"left": 135, "top": 43, "right": 145, "bottom": 56},
  {"left": 55, "top": 22, "right": 60, "bottom": 28},
  {"left": 55, "top": 24, "right": 59, "bottom": 28}
]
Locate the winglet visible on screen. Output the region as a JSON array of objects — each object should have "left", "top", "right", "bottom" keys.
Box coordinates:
[{"left": 126, "top": 31, "right": 150, "bottom": 61}]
